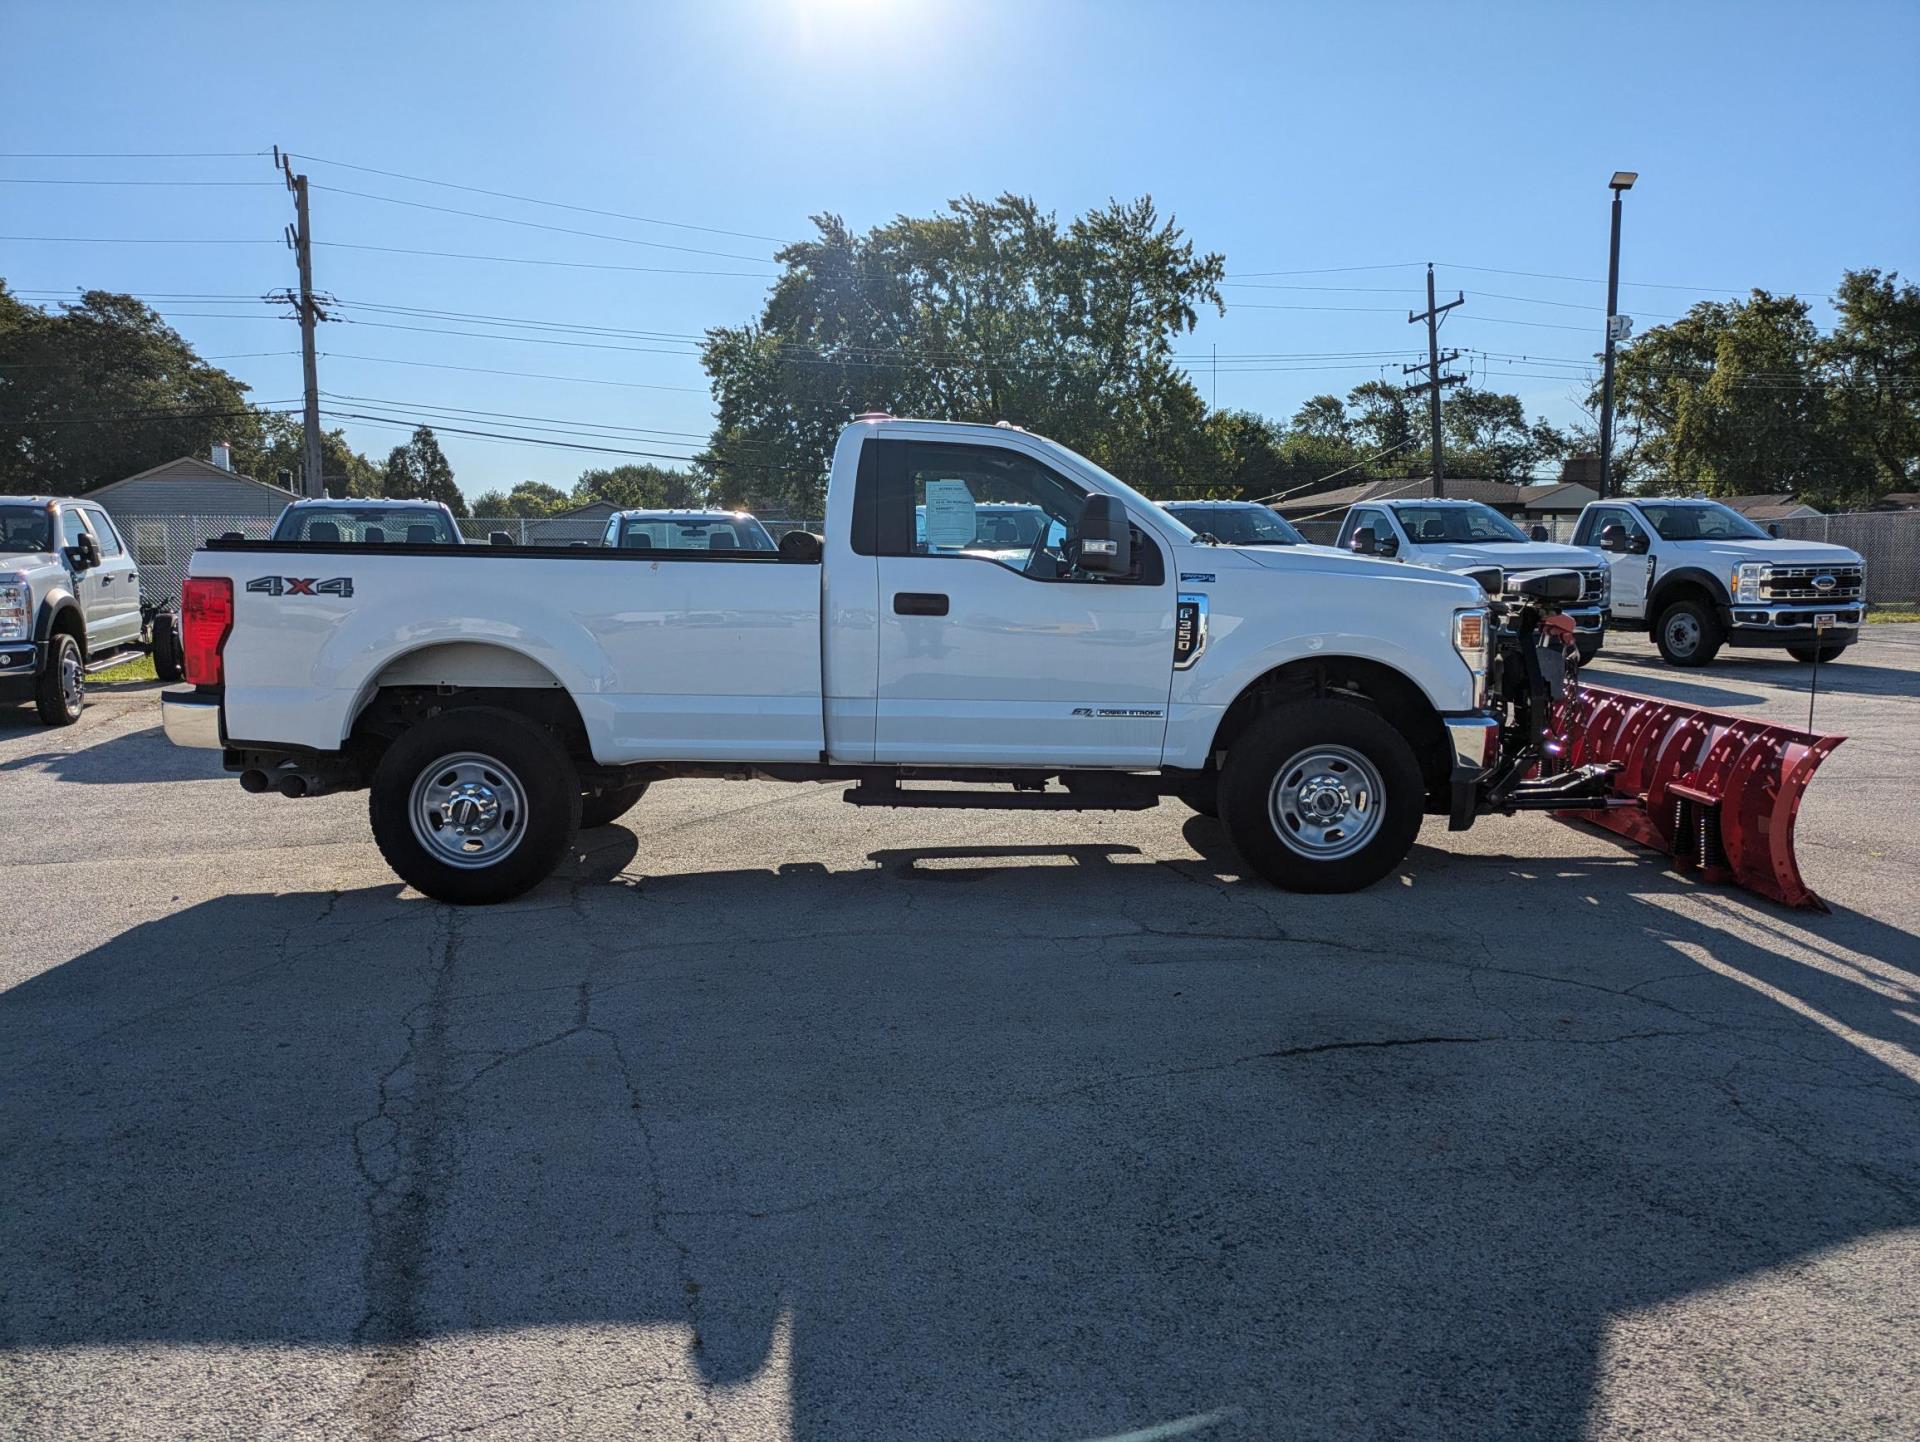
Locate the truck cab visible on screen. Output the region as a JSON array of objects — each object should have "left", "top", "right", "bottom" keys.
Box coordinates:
[
  {"left": 270, "top": 497, "right": 463, "bottom": 545},
  {"left": 1, "top": 495, "right": 153, "bottom": 724},
  {"left": 1572, "top": 498, "right": 1865, "bottom": 667},
  {"left": 1335, "top": 498, "right": 1610, "bottom": 661}
]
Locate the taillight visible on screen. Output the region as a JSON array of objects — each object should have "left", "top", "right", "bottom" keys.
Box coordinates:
[{"left": 182, "top": 576, "right": 234, "bottom": 686}]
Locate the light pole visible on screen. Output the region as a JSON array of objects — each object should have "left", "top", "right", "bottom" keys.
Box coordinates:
[{"left": 1597, "top": 170, "right": 1637, "bottom": 499}]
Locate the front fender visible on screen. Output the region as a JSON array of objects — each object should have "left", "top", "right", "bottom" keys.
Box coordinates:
[
  {"left": 32, "top": 588, "right": 82, "bottom": 647},
  {"left": 1648, "top": 566, "right": 1732, "bottom": 618}
]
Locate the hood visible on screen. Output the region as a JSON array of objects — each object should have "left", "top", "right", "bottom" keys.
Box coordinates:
[
  {"left": 1240, "top": 543, "right": 1485, "bottom": 600},
  {"left": 0, "top": 549, "right": 57, "bottom": 574},
  {"left": 1665, "top": 537, "right": 1864, "bottom": 569},
  {"left": 1409, "top": 540, "right": 1604, "bottom": 572}
]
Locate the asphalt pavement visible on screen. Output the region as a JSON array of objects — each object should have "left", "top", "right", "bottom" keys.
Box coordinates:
[{"left": 1, "top": 628, "right": 1916, "bottom": 1441}]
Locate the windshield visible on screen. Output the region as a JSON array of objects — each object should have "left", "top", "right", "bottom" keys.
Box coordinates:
[
  {"left": 1637, "top": 502, "right": 1769, "bottom": 542},
  {"left": 1165, "top": 505, "right": 1304, "bottom": 546},
  {"left": 0, "top": 504, "right": 54, "bottom": 552},
  {"left": 1391, "top": 502, "right": 1529, "bottom": 544},
  {"left": 274, "top": 506, "right": 457, "bottom": 543},
  {"left": 617, "top": 515, "right": 775, "bottom": 551}
]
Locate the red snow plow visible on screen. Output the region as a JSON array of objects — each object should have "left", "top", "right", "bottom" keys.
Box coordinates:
[
  {"left": 1473, "top": 570, "right": 1844, "bottom": 911},
  {"left": 1548, "top": 684, "right": 1843, "bottom": 911}
]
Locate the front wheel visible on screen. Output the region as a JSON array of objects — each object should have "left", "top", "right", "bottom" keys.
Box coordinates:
[
  {"left": 1785, "top": 643, "right": 1849, "bottom": 664},
  {"left": 35, "top": 633, "right": 85, "bottom": 726},
  {"left": 1655, "top": 599, "right": 1724, "bottom": 668},
  {"left": 369, "top": 708, "right": 581, "bottom": 904},
  {"left": 1218, "top": 699, "right": 1425, "bottom": 893}
]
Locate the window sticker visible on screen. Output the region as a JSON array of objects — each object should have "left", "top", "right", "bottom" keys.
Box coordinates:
[{"left": 922, "top": 478, "right": 978, "bottom": 549}]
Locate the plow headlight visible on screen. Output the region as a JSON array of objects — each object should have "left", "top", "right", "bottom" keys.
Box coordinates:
[{"left": 1734, "top": 562, "right": 1767, "bottom": 603}]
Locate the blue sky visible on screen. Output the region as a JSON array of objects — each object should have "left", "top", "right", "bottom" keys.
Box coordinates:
[{"left": 5, "top": 0, "right": 1916, "bottom": 498}]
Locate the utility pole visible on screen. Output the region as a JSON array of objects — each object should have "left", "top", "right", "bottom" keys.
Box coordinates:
[
  {"left": 1597, "top": 171, "right": 1638, "bottom": 500},
  {"left": 1404, "top": 263, "right": 1464, "bottom": 498},
  {"left": 274, "top": 146, "right": 327, "bottom": 498}
]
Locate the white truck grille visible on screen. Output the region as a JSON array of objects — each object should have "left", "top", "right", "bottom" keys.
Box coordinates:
[{"left": 1760, "top": 565, "right": 1864, "bottom": 602}]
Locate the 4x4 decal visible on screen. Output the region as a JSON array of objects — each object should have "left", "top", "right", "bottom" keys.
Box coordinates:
[{"left": 245, "top": 576, "right": 354, "bottom": 598}]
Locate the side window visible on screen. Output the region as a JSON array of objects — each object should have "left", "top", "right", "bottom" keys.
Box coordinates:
[
  {"left": 83, "top": 509, "right": 124, "bottom": 555},
  {"left": 1340, "top": 508, "right": 1385, "bottom": 546},
  {"left": 602, "top": 517, "right": 620, "bottom": 547},
  {"left": 59, "top": 508, "right": 88, "bottom": 549},
  {"left": 1577, "top": 506, "right": 1619, "bottom": 545},
  {"left": 867, "top": 440, "right": 1159, "bottom": 584},
  {"left": 1336, "top": 510, "right": 1365, "bottom": 546}
]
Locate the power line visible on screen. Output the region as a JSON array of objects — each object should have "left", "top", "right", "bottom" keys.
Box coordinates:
[
  {"left": 0, "top": 177, "right": 277, "bottom": 188},
  {"left": 320, "top": 351, "right": 711, "bottom": 393},
  {"left": 0, "top": 150, "right": 267, "bottom": 158},
  {"left": 0, "top": 234, "right": 277, "bottom": 244},
  {"left": 316, "top": 239, "right": 773, "bottom": 278},
  {"left": 310, "top": 183, "right": 780, "bottom": 265},
  {"left": 285, "top": 151, "right": 792, "bottom": 245}
]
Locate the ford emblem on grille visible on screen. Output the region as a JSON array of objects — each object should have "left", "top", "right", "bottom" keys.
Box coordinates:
[{"left": 1812, "top": 574, "right": 1835, "bottom": 592}]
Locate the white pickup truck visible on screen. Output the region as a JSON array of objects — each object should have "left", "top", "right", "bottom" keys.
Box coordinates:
[
  {"left": 1334, "top": 498, "right": 1611, "bottom": 662},
  {"left": 161, "top": 417, "right": 1603, "bottom": 904},
  {"left": 1569, "top": 497, "right": 1866, "bottom": 666}
]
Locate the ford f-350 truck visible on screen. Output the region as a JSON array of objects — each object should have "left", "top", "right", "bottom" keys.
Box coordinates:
[{"left": 161, "top": 417, "right": 1601, "bottom": 904}]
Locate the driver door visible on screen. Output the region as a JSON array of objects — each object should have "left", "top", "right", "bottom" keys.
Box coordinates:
[
  {"left": 1582, "top": 504, "right": 1649, "bottom": 614},
  {"left": 869, "top": 439, "right": 1176, "bottom": 767}
]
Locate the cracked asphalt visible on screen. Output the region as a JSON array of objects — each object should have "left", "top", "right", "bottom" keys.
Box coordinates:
[{"left": 2, "top": 628, "right": 1916, "bottom": 1441}]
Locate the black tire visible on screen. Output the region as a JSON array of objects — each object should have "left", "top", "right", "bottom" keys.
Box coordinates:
[
  {"left": 35, "top": 632, "right": 85, "bottom": 726},
  {"left": 1171, "top": 778, "right": 1219, "bottom": 819},
  {"left": 1217, "top": 698, "right": 1425, "bottom": 894},
  {"left": 369, "top": 707, "right": 581, "bottom": 904},
  {"left": 1785, "top": 643, "right": 1849, "bottom": 664},
  {"left": 1575, "top": 633, "right": 1604, "bottom": 666},
  {"left": 150, "top": 610, "right": 184, "bottom": 682},
  {"left": 580, "top": 780, "right": 649, "bottom": 829},
  {"left": 1654, "top": 598, "right": 1724, "bottom": 668}
]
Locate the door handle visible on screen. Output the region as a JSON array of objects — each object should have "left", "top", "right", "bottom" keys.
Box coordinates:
[{"left": 893, "top": 591, "right": 949, "bottom": 616}]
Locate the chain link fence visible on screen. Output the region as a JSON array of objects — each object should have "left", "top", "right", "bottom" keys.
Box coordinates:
[{"left": 1772, "top": 512, "right": 1918, "bottom": 603}]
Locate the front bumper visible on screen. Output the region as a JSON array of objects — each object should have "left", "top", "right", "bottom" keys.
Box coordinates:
[
  {"left": 1565, "top": 605, "right": 1606, "bottom": 635},
  {"left": 1442, "top": 712, "right": 1501, "bottom": 831},
  {"left": 1727, "top": 603, "right": 1862, "bottom": 647},
  {"left": 0, "top": 641, "right": 38, "bottom": 700},
  {"left": 160, "top": 686, "right": 223, "bottom": 748}
]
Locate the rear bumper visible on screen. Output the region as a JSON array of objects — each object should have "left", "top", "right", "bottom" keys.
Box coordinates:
[{"left": 160, "top": 687, "right": 224, "bottom": 748}]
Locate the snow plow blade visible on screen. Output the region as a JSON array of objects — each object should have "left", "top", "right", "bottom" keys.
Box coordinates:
[{"left": 1551, "top": 683, "right": 1844, "bottom": 911}]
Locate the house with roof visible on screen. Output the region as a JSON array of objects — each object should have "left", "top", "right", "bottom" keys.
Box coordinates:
[
  {"left": 84, "top": 443, "right": 295, "bottom": 584},
  {"left": 1716, "top": 494, "right": 1822, "bottom": 523}
]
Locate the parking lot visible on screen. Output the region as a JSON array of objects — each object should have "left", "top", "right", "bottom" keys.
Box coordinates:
[{"left": 1, "top": 628, "right": 1915, "bottom": 1441}]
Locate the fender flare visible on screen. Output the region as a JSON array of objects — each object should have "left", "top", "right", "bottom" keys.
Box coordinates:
[
  {"left": 32, "top": 589, "right": 85, "bottom": 656},
  {"left": 1648, "top": 566, "right": 1730, "bottom": 621}
]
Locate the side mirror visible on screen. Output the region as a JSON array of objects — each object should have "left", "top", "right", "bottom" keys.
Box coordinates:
[
  {"left": 68, "top": 532, "right": 102, "bottom": 571},
  {"left": 777, "top": 530, "right": 823, "bottom": 562},
  {"left": 489, "top": 530, "right": 514, "bottom": 547},
  {"left": 1766, "top": 522, "right": 1782, "bottom": 538},
  {"left": 1348, "top": 526, "right": 1380, "bottom": 556},
  {"left": 1629, "top": 529, "right": 1651, "bottom": 554},
  {"left": 1597, "top": 523, "right": 1629, "bottom": 553},
  {"left": 1076, "top": 495, "right": 1133, "bottom": 577},
  {"left": 1529, "top": 523, "right": 1550, "bottom": 542}
]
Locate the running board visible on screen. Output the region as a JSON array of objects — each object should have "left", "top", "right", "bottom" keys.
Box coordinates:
[{"left": 843, "top": 782, "right": 1159, "bottom": 812}]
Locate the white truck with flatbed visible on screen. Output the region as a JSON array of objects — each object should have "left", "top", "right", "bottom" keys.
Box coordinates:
[
  {"left": 1334, "top": 498, "right": 1612, "bottom": 663},
  {"left": 1570, "top": 497, "right": 1866, "bottom": 667},
  {"left": 161, "top": 417, "right": 1607, "bottom": 904}
]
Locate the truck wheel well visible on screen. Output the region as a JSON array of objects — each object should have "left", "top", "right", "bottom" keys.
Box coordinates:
[
  {"left": 1209, "top": 656, "right": 1451, "bottom": 797},
  {"left": 46, "top": 602, "right": 85, "bottom": 659},
  {"left": 1650, "top": 576, "right": 1723, "bottom": 618},
  {"left": 348, "top": 684, "right": 593, "bottom": 776}
]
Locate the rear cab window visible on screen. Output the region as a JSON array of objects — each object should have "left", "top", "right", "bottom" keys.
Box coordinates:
[{"left": 275, "top": 507, "right": 457, "bottom": 544}]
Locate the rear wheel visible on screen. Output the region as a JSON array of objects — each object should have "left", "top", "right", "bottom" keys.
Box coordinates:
[
  {"left": 369, "top": 708, "right": 581, "bottom": 904},
  {"left": 1785, "top": 643, "right": 1849, "bottom": 664},
  {"left": 150, "top": 610, "right": 183, "bottom": 682},
  {"left": 1655, "top": 598, "right": 1724, "bottom": 668},
  {"left": 35, "top": 632, "right": 85, "bottom": 726},
  {"left": 1218, "top": 699, "right": 1424, "bottom": 893},
  {"left": 580, "top": 780, "right": 649, "bottom": 829}
]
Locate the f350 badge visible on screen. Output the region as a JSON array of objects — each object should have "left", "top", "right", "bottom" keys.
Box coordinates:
[{"left": 245, "top": 576, "right": 354, "bottom": 598}]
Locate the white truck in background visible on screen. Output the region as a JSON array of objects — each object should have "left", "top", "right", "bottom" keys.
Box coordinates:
[
  {"left": 1335, "top": 498, "right": 1611, "bottom": 662},
  {"left": 1570, "top": 497, "right": 1866, "bottom": 666},
  {"left": 161, "top": 417, "right": 1601, "bottom": 905}
]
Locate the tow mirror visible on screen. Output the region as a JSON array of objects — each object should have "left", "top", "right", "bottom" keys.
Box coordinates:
[
  {"left": 1766, "top": 522, "right": 1782, "bottom": 538},
  {"left": 68, "top": 532, "right": 102, "bottom": 571},
  {"left": 1348, "top": 526, "right": 1380, "bottom": 556},
  {"left": 1076, "top": 495, "right": 1132, "bottom": 577},
  {"left": 489, "top": 530, "right": 514, "bottom": 546},
  {"left": 1529, "top": 523, "right": 1550, "bottom": 542},
  {"left": 1597, "top": 523, "right": 1629, "bottom": 553},
  {"left": 1629, "top": 529, "right": 1651, "bottom": 554}
]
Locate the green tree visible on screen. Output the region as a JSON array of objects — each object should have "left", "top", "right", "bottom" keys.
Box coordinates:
[
  {"left": 1441, "top": 387, "right": 1571, "bottom": 481},
  {"left": 701, "top": 195, "right": 1226, "bottom": 511},
  {"left": 1345, "top": 380, "right": 1418, "bottom": 464},
  {"left": 1288, "top": 394, "right": 1350, "bottom": 442},
  {"left": 472, "top": 480, "right": 570, "bottom": 517},
  {"left": 235, "top": 412, "right": 380, "bottom": 497},
  {"left": 1820, "top": 268, "right": 1919, "bottom": 499},
  {"left": 0, "top": 282, "right": 267, "bottom": 492},
  {"left": 380, "top": 426, "right": 467, "bottom": 516},
  {"left": 572, "top": 464, "right": 707, "bottom": 510}
]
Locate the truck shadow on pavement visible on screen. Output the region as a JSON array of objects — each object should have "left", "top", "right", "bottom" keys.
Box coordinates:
[
  {"left": 2, "top": 833, "right": 1917, "bottom": 1440},
  {"left": 0, "top": 722, "right": 220, "bottom": 785},
  {"left": 1589, "top": 651, "right": 1916, "bottom": 703}
]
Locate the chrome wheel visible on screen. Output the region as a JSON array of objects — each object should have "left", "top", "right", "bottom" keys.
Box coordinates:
[
  {"left": 1268, "top": 745, "right": 1385, "bottom": 861},
  {"left": 60, "top": 650, "right": 83, "bottom": 715},
  {"left": 1664, "top": 612, "right": 1701, "bottom": 658},
  {"left": 408, "top": 751, "right": 527, "bottom": 869}
]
